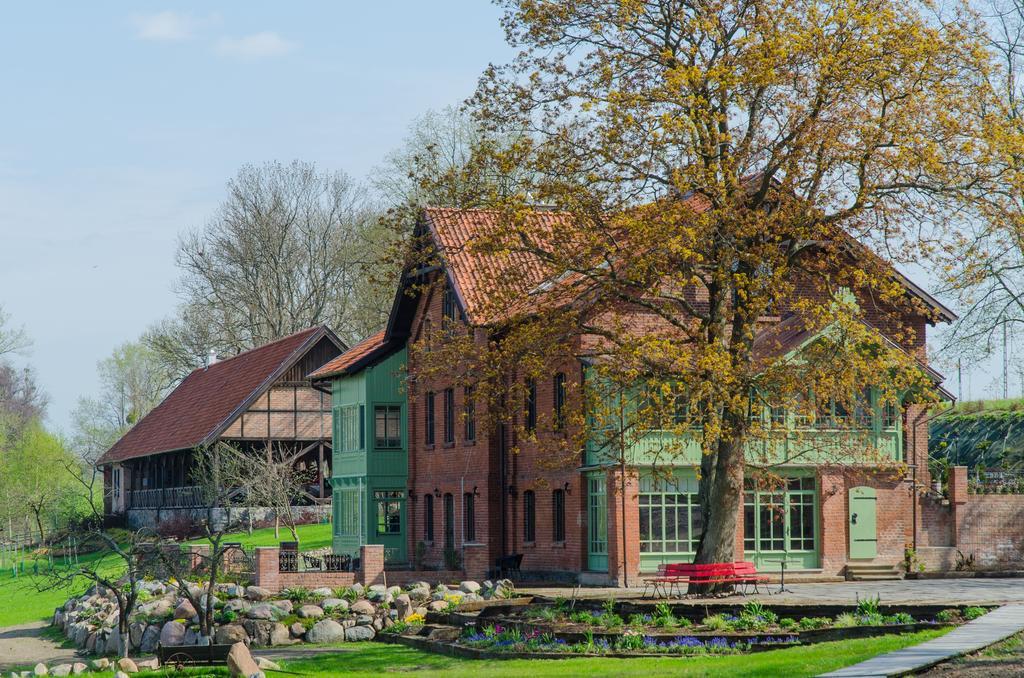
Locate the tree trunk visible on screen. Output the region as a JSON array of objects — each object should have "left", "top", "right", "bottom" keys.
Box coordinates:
[
  {"left": 33, "top": 508, "right": 45, "bottom": 546},
  {"left": 689, "top": 428, "right": 745, "bottom": 594}
]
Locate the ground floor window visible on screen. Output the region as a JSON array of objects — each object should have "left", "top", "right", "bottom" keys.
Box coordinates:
[
  {"left": 639, "top": 474, "right": 702, "bottom": 554},
  {"left": 374, "top": 490, "right": 403, "bottom": 535},
  {"left": 743, "top": 475, "right": 817, "bottom": 568},
  {"left": 337, "top": 487, "right": 361, "bottom": 537},
  {"left": 587, "top": 473, "right": 608, "bottom": 571}
]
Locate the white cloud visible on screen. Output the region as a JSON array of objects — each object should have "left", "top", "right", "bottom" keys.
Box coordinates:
[
  {"left": 132, "top": 11, "right": 201, "bottom": 42},
  {"left": 215, "top": 32, "right": 295, "bottom": 60}
]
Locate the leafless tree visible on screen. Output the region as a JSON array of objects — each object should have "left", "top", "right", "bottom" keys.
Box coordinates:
[
  {"left": 0, "top": 305, "right": 29, "bottom": 358},
  {"left": 147, "top": 160, "right": 393, "bottom": 382},
  {"left": 220, "top": 442, "right": 315, "bottom": 542}
]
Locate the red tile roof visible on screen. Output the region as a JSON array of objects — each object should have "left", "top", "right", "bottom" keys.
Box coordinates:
[
  {"left": 422, "top": 207, "right": 566, "bottom": 324},
  {"left": 96, "top": 326, "right": 333, "bottom": 465},
  {"left": 308, "top": 330, "right": 390, "bottom": 380}
]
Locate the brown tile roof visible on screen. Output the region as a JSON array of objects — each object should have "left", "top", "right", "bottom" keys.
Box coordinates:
[
  {"left": 96, "top": 326, "right": 332, "bottom": 465},
  {"left": 308, "top": 330, "right": 391, "bottom": 380}
]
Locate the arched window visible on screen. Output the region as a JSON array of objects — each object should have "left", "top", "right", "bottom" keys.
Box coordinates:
[
  {"left": 552, "top": 489, "right": 566, "bottom": 542},
  {"left": 523, "top": 490, "right": 536, "bottom": 542},
  {"left": 424, "top": 494, "right": 434, "bottom": 542}
]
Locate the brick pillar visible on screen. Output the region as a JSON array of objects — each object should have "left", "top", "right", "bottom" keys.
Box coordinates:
[
  {"left": 360, "top": 544, "right": 385, "bottom": 586},
  {"left": 606, "top": 467, "right": 640, "bottom": 588},
  {"left": 949, "top": 466, "right": 969, "bottom": 547},
  {"left": 462, "top": 544, "right": 486, "bottom": 580},
  {"left": 254, "top": 547, "right": 280, "bottom": 592},
  {"left": 188, "top": 544, "right": 211, "bottom": 570}
]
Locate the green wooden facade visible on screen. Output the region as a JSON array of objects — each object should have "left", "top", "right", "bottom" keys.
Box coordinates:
[{"left": 329, "top": 348, "right": 409, "bottom": 564}]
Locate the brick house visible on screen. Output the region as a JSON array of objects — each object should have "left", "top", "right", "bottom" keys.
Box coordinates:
[
  {"left": 97, "top": 326, "right": 345, "bottom": 529},
  {"left": 322, "top": 207, "right": 956, "bottom": 585}
]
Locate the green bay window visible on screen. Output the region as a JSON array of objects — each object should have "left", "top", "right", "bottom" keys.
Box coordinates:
[{"left": 339, "top": 405, "right": 363, "bottom": 453}]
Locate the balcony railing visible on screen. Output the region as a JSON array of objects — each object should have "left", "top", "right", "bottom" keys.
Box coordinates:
[{"left": 128, "top": 485, "right": 204, "bottom": 509}]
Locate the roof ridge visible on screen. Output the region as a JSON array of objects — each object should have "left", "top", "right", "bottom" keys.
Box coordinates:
[{"left": 186, "top": 325, "right": 324, "bottom": 373}]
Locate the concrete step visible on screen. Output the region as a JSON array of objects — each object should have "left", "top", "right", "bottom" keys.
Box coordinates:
[{"left": 845, "top": 562, "right": 903, "bottom": 581}]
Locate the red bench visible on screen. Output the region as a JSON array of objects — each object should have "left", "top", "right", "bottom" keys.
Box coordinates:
[{"left": 642, "top": 561, "right": 770, "bottom": 598}]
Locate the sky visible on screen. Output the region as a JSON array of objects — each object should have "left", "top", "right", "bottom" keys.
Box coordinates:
[
  {"left": 0, "top": 2, "right": 1010, "bottom": 435},
  {"left": 0, "top": 2, "right": 510, "bottom": 432}
]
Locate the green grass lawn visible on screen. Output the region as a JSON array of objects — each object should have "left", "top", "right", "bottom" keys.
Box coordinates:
[
  {"left": 185, "top": 522, "right": 333, "bottom": 551},
  {"left": 0, "top": 523, "right": 332, "bottom": 628},
  {"left": 125, "top": 630, "right": 949, "bottom": 677}
]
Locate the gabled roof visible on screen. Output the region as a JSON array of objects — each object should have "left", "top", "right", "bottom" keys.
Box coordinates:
[
  {"left": 308, "top": 330, "right": 400, "bottom": 380},
  {"left": 399, "top": 206, "right": 956, "bottom": 334},
  {"left": 96, "top": 326, "right": 345, "bottom": 465}
]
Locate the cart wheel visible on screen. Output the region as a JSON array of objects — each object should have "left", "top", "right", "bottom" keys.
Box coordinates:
[{"left": 164, "top": 653, "right": 190, "bottom": 671}]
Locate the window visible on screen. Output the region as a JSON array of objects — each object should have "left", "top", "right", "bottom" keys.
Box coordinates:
[
  {"left": 443, "top": 388, "right": 455, "bottom": 444},
  {"left": 639, "top": 475, "right": 703, "bottom": 554},
  {"left": 743, "top": 476, "right": 816, "bottom": 555},
  {"left": 553, "top": 373, "right": 566, "bottom": 429},
  {"left": 338, "top": 488, "right": 361, "bottom": 536},
  {"left": 374, "top": 405, "right": 402, "bottom": 449},
  {"left": 424, "top": 494, "right": 434, "bottom": 542},
  {"left": 374, "top": 490, "right": 403, "bottom": 535},
  {"left": 523, "top": 490, "right": 536, "bottom": 542},
  {"left": 464, "top": 387, "right": 476, "bottom": 441},
  {"left": 425, "top": 392, "right": 436, "bottom": 445},
  {"left": 442, "top": 284, "right": 458, "bottom": 322},
  {"left": 443, "top": 493, "right": 455, "bottom": 549},
  {"left": 882, "top": 399, "right": 899, "bottom": 429},
  {"left": 525, "top": 379, "right": 537, "bottom": 432},
  {"left": 769, "top": 404, "right": 787, "bottom": 427},
  {"left": 552, "top": 489, "right": 566, "bottom": 542},
  {"left": 463, "top": 492, "right": 476, "bottom": 542},
  {"left": 339, "top": 405, "right": 363, "bottom": 452}
]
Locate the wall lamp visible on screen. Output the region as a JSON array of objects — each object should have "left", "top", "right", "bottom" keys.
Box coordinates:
[
  {"left": 433, "top": 488, "right": 441, "bottom": 498},
  {"left": 563, "top": 482, "right": 572, "bottom": 495}
]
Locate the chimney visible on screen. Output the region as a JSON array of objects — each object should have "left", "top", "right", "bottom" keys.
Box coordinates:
[{"left": 207, "top": 349, "right": 218, "bottom": 368}]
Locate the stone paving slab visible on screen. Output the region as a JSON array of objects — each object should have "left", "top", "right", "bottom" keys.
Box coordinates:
[
  {"left": 522, "top": 578, "right": 1024, "bottom": 605},
  {"left": 819, "top": 604, "right": 1024, "bottom": 677}
]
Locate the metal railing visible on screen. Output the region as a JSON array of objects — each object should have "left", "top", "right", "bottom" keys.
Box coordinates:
[
  {"left": 969, "top": 468, "right": 1024, "bottom": 494},
  {"left": 127, "top": 485, "right": 204, "bottom": 509},
  {"left": 278, "top": 547, "right": 353, "bottom": 573}
]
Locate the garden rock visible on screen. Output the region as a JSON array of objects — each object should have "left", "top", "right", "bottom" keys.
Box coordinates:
[
  {"left": 245, "top": 586, "right": 272, "bottom": 601},
  {"left": 128, "top": 622, "right": 145, "bottom": 650},
  {"left": 297, "top": 604, "right": 323, "bottom": 619},
  {"left": 350, "top": 600, "right": 374, "bottom": 615},
  {"left": 71, "top": 664, "right": 87, "bottom": 676},
  {"left": 408, "top": 584, "right": 430, "bottom": 601},
  {"left": 159, "top": 620, "right": 187, "bottom": 646},
  {"left": 344, "top": 625, "right": 375, "bottom": 641},
  {"left": 136, "top": 659, "right": 159, "bottom": 671},
  {"left": 321, "top": 598, "right": 347, "bottom": 611},
  {"left": 312, "top": 587, "right": 334, "bottom": 598},
  {"left": 272, "top": 599, "right": 293, "bottom": 614},
  {"left": 116, "top": 658, "right": 138, "bottom": 674},
  {"left": 32, "top": 664, "right": 47, "bottom": 676},
  {"left": 289, "top": 622, "right": 305, "bottom": 638},
  {"left": 394, "top": 594, "right": 412, "bottom": 621},
  {"left": 305, "top": 619, "right": 345, "bottom": 644},
  {"left": 355, "top": 614, "right": 373, "bottom": 626},
  {"left": 139, "top": 625, "right": 160, "bottom": 653},
  {"left": 173, "top": 599, "right": 197, "bottom": 620},
  {"left": 242, "top": 620, "right": 275, "bottom": 647},
  {"left": 115, "top": 673, "right": 129, "bottom": 678},
  {"left": 90, "top": 658, "right": 109, "bottom": 671},
  {"left": 215, "top": 624, "right": 249, "bottom": 645},
  {"left": 49, "top": 667, "right": 70, "bottom": 678},
  {"left": 427, "top": 600, "right": 447, "bottom": 612},
  {"left": 246, "top": 604, "right": 277, "bottom": 620},
  {"left": 256, "top": 657, "right": 281, "bottom": 671},
  {"left": 460, "top": 581, "right": 481, "bottom": 594},
  {"left": 350, "top": 583, "right": 364, "bottom": 597},
  {"left": 138, "top": 599, "right": 173, "bottom": 619},
  {"left": 226, "top": 642, "right": 263, "bottom": 678},
  {"left": 269, "top": 623, "right": 292, "bottom": 646}
]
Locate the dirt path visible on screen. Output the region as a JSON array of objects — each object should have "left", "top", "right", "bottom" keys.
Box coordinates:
[{"left": 0, "top": 621, "right": 77, "bottom": 670}]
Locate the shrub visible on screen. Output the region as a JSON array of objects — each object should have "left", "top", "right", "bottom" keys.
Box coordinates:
[
  {"left": 963, "top": 606, "right": 988, "bottom": 621},
  {"left": 797, "top": 617, "right": 832, "bottom": 630},
  {"left": 856, "top": 595, "right": 881, "bottom": 618},
  {"left": 833, "top": 613, "right": 858, "bottom": 628},
  {"left": 155, "top": 514, "right": 202, "bottom": 540},
  {"left": 936, "top": 609, "right": 959, "bottom": 623},
  {"left": 778, "top": 617, "right": 798, "bottom": 630},
  {"left": 702, "top": 614, "right": 732, "bottom": 631},
  {"left": 283, "top": 587, "right": 311, "bottom": 604},
  {"left": 885, "top": 612, "right": 914, "bottom": 625}
]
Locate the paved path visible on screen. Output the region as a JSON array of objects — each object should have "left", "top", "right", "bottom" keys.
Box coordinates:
[
  {"left": 819, "top": 604, "right": 1024, "bottom": 677},
  {"left": 523, "top": 578, "right": 1024, "bottom": 606},
  {"left": 0, "top": 620, "right": 77, "bottom": 671}
]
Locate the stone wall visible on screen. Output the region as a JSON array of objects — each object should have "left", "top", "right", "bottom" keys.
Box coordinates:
[{"left": 125, "top": 504, "right": 330, "bottom": 531}]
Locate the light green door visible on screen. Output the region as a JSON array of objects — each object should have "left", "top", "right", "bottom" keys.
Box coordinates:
[{"left": 849, "top": 486, "right": 878, "bottom": 559}]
